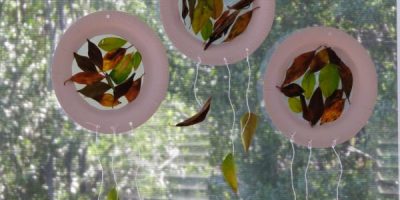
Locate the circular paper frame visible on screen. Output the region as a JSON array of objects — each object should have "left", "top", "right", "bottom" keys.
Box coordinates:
[
  {"left": 263, "top": 27, "right": 377, "bottom": 148},
  {"left": 160, "top": 0, "right": 275, "bottom": 66},
  {"left": 52, "top": 11, "right": 169, "bottom": 134}
]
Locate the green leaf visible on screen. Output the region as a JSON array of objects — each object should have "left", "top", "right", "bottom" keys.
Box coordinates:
[
  {"left": 98, "top": 37, "right": 127, "bottom": 52},
  {"left": 107, "top": 187, "right": 119, "bottom": 200},
  {"left": 319, "top": 63, "right": 340, "bottom": 98},
  {"left": 288, "top": 97, "right": 302, "bottom": 113},
  {"left": 301, "top": 71, "right": 316, "bottom": 99},
  {"left": 78, "top": 81, "right": 111, "bottom": 99},
  {"left": 201, "top": 19, "right": 213, "bottom": 41},
  {"left": 132, "top": 51, "right": 142, "bottom": 70},
  {"left": 192, "top": 0, "right": 213, "bottom": 34},
  {"left": 221, "top": 153, "right": 238, "bottom": 193},
  {"left": 110, "top": 53, "right": 134, "bottom": 84},
  {"left": 240, "top": 112, "right": 258, "bottom": 153}
]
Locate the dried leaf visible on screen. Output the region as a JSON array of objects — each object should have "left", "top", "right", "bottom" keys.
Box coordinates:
[
  {"left": 224, "top": 7, "right": 259, "bottom": 42},
  {"left": 78, "top": 81, "right": 111, "bottom": 99},
  {"left": 132, "top": 51, "right": 142, "bottom": 70},
  {"left": 325, "top": 89, "right": 343, "bottom": 108},
  {"left": 87, "top": 39, "right": 103, "bottom": 68},
  {"left": 201, "top": 19, "right": 213, "bottom": 41},
  {"left": 282, "top": 50, "right": 315, "bottom": 86},
  {"left": 300, "top": 95, "right": 310, "bottom": 121},
  {"left": 113, "top": 73, "right": 135, "bottom": 101},
  {"left": 319, "top": 63, "right": 340, "bottom": 98},
  {"left": 204, "top": 10, "right": 240, "bottom": 50},
  {"left": 107, "top": 187, "right": 119, "bottom": 200},
  {"left": 110, "top": 53, "right": 134, "bottom": 84},
  {"left": 210, "top": 0, "right": 223, "bottom": 19},
  {"left": 214, "top": 10, "right": 230, "bottom": 30},
  {"left": 94, "top": 93, "right": 121, "bottom": 107},
  {"left": 279, "top": 83, "right": 304, "bottom": 97},
  {"left": 188, "top": 0, "right": 196, "bottom": 21},
  {"left": 181, "top": 0, "right": 189, "bottom": 21},
  {"left": 240, "top": 112, "right": 259, "bottom": 152},
  {"left": 326, "top": 47, "right": 342, "bottom": 66},
  {"left": 288, "top": 97, "right": 302, "bottom": 113},
  {"left": 308, "top": 87, "right": 324, "bottom": 126},
  {"left": 64, "top": 72, "right": 104, "bottom": 85},
  {"left": 73, "top": 53, "right": 97, "bottom": 72},
  {"left": 221, "top": 153, "right": 238, "bottom": 193},
  {"left": 228, "top": 0, "right": 254, "bottom": 10},
  {"left": 301, "top": 71, "right": 316, "bottom": 99},
  {"left": 125, "top": 76, "right": 142, "bottom": 102},
  {"left": 103, "top": 48, "right": 126, "bottom": 71},
  {"left": 98, "top": 37, "right": 127, "bottom": 52},
  {"left": 338, "top": 62, "right": 353, "bottom": 103},
  {"left": 309, "top": 47, "right": 329, "bottom": 72},
  {"left": 320, "top": 99, "right": 345, "bottom": 125},
  {"left": 192, "top": 0, "right": 213, "bottom": 34},
  {"left": 176, "top": 97, "right": 212, "bottom": 126}
]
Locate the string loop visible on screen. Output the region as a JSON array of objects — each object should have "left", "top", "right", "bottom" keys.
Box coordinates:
[
  {"left": 305, "top": 140, "right": 312, "bottom": 200},
  {"left": 289, "top": 133, "right": 297, "bottom": 200},
  {"left": 224, "top": 58, "right": 236, "bottom": 155},
  {"left": 332, "top": 139, "right": 342, "bottom": 200}
]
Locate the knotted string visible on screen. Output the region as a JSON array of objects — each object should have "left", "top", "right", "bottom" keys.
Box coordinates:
[
  {"left": 193, "top": 56, "right": 202, "bottom": 107},
  {"left": 332, "top": 140, "right": 343, "bottom": 200},
  {"left": 110, "top": 126, "right": 119, "bottom": 199},
  {"left": 241, "top": 49, "right": 252, "bottom": 139},
  {"left": 86, "top": 122, "right": 104, "bottom": 200},
  {"left": 130, "top": 122, "right": 142, "bottom": 200},
  {"left": 224, "top": 57, "right": 236, "bottom": 155},
  {"left": 305, "top": 140, "right": 312, "bottom": 200},
  {"left": 290, "top": 134, "right": 297, "bottom": 200}
]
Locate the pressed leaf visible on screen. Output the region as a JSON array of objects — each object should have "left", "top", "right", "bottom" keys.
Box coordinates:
[
  {"left": 73, "top": 53, "right": 97, "bottom": 72},
  {"left": 325, "top": 89, "right": 343, "bottom": 108},
  {"left": 204, "top": 10, "right": 240, "bottom": 50},
  {"left": 338, "top": 62, "right": 353, "bottom": 102},
  {"left": 201, "top": 19, "right": 213, "bottom": 41},
  {"left": 309, "top": 47, "right": 329, "bottom": 72},
  {"left": 320, "top": 99, "right": 345, "bottom": 125},
  {"left": 300, "top": 95, "right": 310, "bottom": 121},
  {"left": 210, "top": 0, "right": 223, "bottom": 19},
  {"left": 107, "top": 187, "right": 119, "bottom": 200},
  {"left": 326, "top": 47, "right": 342, "bottom": 66},
  {"left": 188, "top": 0, "right": 196, "bottom": 21},
  {"left": 113, "top": 73, "right": 135, "bottom": 101},
  {"left": 288, "top": 97, "right": 302, "bottom": 113},
  {"left": 224, "top": 7, "right": 259, "bottom": 42},
  {"left": 94, "top": 93, "right": 121, "bottom": 107},
  {"left": 87, "top": 39, "right": 103, "bottom": 69},
  {"left": 103, "top": 48, "right": 126, "bottom": 71},
  {"left": 110, "top": 53, "right": 134, "bottom": 84},
  {"left": 125, "top": 76, "right": 142, "bottom": 102},
  {"left": 214, "top": 10, "right": 230, "bottom": 30},
  {"left": 240, "top": 112, "right": 259, "bottom": 153},
  {"left": 282, "top": 50, "right": 315, "bottom": 86},
  {"left": 132, "top": 51, "right": 142, "bottom": 70},
  {"left": 221, "top": 153, "right": 238, "bottom": 193},
  {"left": 319, "top": 63, "right": 340, "bottom": 98},
  {"left": 279, "top": 83, "right": 304, "bottom": 97},
  {"left": 308, "top": 87, "right": 324, "bottom": 126},
  {"left": 301, "top": 71, "right": 316, "bottom": 99},
  {"left": 78, "top": 81, "right": 111, "bottom": 99},
  {"left": 176, "top": 97, "right": 212, "bottom": 126},
  {"left": 228, "top": 0, "right": 255, "bottom": 10},
  {"left": 192, "top": 0, "right": 213, "bottom": 34},
  {"left": 181, "top": 0, "right": 189, "bottom": 21},
  {"left": 98, "top": 37, "right": 127, "bottom": 52},
  {"left": 64, "top": 72, "right": 104, "bottom": 85}
]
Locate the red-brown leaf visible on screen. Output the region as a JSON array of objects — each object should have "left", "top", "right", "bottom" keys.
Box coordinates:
[
  {"left": 324, "top": 89, "right": 343, "bottom": 108},
  {"left": 125, "top": 76, "right": 142, "bottom": 102},
  {"left": 320, "top": 99, "right": 345, "bottom": 125},
  {"left": 64, "top": 72, "right": 104, "bottom": 85},
  {"left": 228, "top": 0, "right": 255, "bottom": 10},
  {"left": 78, "top": 81, "right": 111, "bottom": 99},
  {"left": 309, "top": 47, "right": 329, "bottom": 72},
  {"left": 73, "top": 53, "right": 97, "bottom": 72},
  {"left": 299, "top": 95, "right": 310, "bottom": 121},
  {"left": 308, "top": 87, "right": 324, "bottom": 126},
  {"left": 204, "top": 10, "right": 240, "bottom": 50},
  {"left": 113, "top": 73, "right": 135, "bottom": 102},
  {"left": 103, "top": 48, "right": 126, "bottom": 71},
  {"left": 338, "top": 62, "right": 353, "bottom": 103},
  {"left": 281, "top": 50, "right": 315, "bottom": 86},
  {"left": 278, "top": 83, "right": 304, "bottom": 97},
  {"left": 224, "top": 7, "right": 259, "bottom": 42},
  {"left": 181, "top": 0, "right": 189, "bottom": 21},
  {"left": 87, "top": 39, "right": 103, "bottom": 69},
  {"left": 176, "top": 97, "right": 212, "bottom": 126}
]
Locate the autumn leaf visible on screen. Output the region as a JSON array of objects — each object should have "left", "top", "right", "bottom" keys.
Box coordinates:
[
  {"left": 210, "top": 0, "right": 223, "bottom": 19},
  {"left": 132, "top": 51, "right": 142, "bottom": 70},
  {"left": 320, "top": 99, "right": 345, "bottom": 125},
  {"left": 288, "top": 97, "right": 302, "bottom": 113},
  {"left": 64, "top": 72, "right": 104, "bottom": 85},
  {"left": 308, "top": 87, "right": 324, "bottom": 126},
  {"left": 192, "top": 0, "right": 213, "bottom": 34},
  {"left": 176, "top": 97, "right": 212, "bottom": 126},
  {"left": 224, "top": 7, "right": 259, "bottom": 42},
  {"left": 228, "top": 0, "right": 255, "bottom": 10},
  {"left": 221, "top": 153, "right": 238, "bottom": 193},
  {"left": 301, "top": 71, "right": 316, "bottom": 99},
  {"left": 107, "top": 187, "right": 119, "bottom": 200},
  {"left": 110, "top": 53, "right": 134, "bottom": 84},
  {"left": 214, "top": 10, "right": 230, "bottom": 30},
  {"left": 201, "top": 19, "right": 213, "bottom": 41},
  {"left": 188, "top": 0, "right": 196, "bottom": 21},
  {"left": 204, "top": 10, "right": 240, "bottom": 50},
  {"left": 326, "top": 47, "right": 342, "bottom": 66},
  {"left": 125, "top": 76, "right": 142, "bottom": 102},
  {"left": 73, "top": 53, "right": 97, "bottom": 72},
  {"left": 98, "top": 37, "right": 127, "bottom": 52},
  {"left": 181, "top": 0, "right": 189, "bottom": 21},
  {"left": 319, "top": 63, "right": 340, "bottom": 98},
  {"left": 87, "top": 39, "right": 103, "bottom": 69},
  {"left": 113, "top": 73, "right": 135, "bottom": 102},
  {"left": 78, "top": 81, "right": 111, "bottom": 99},
  {"left": 325, "top": 89, "right": 343, "bottom": 108},
  {"left": 309, "top": 47, "right": 329, "bottom": 72},
  {"left": 300, "top": 95, "right": 310, "bottom": 121},
  {"left": 338, "top": 62, "right": 353, "bottom": 103},
  {"left": 278, "top": 83, "right": 304, "bottom": 97},
  {"left": 94, "top": 93, "right": 121, "bottom": 107},
  {"left": 103, "top": 48, "right": 126, "bottom": 71},
  {"left": 281, "top": 50, "right": 315, "bottom": 86},
  {"left": 240, "top": 112, "right": 259, "bottom": 153}
]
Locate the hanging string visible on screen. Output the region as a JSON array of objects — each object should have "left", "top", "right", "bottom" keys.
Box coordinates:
[
  {"left": 86, "top": 123, "right": 104, "bottom": 200},
  {"left": 193, "top": 56, "right": 202, "bottom": 107},
  {"left": 224, "top": 57, "right": 236, "bottom": 155},
  {"left": 332, "top": 140, "right": 343, "bottom": 200},
  {"left": 241, "top": 49, "right": 252, "bottom": 137},
  {"left": 130, "top": 122, "right": 142, "bottom": 200},
  {"left": 110, "top": 126, "right": 119, "bottom": 198},
  {"left": 290, "top": 134, "right": 297, "bottom": 200},
  {"left": 305, "top": 140, "right": 312, "bottom": 200}
]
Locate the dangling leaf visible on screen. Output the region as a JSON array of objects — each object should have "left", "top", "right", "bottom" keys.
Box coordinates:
[
  {"left": 188, "top": 0, "right": 196, "bottom": 21},
  {"left": 309, "top": 47, "right": 329, "bottom": 72},
  {"left": 132, "top": 51, "right": 142, "bottom": 70},
  {"left": 221, "top": 153, "right": 238, "bottom": 193},
  {"left": 338, "top": 62, "right": 353, "bottom": 103},
  {"left": 64, "top": 72, "right": 104, "bottom": 85},
  {"left": 110, "top": 53, "right": 134, "bottom": 84},
  {"left": 176, "top": 97, "right": 212, "bottom": 126},
  {"left": 320, "top": 99, "right": 345, "bottom": 125},
  {"left": 301, "top": 71, "right": 316, "bottom": 99},
  {"left": 73, "top": 53, "right": 97, "bottom": 72},
  {"left": 240, "top": 112, "right": 259, "bottom": 153},
  {"left": 107, "top": 187, "right": 119, "bottom": 200},
  {"left": 204, "top": 10, "right": 240, "bottom": 50},
  {"left": 113, "top": 73, "right": 135, "bottom": 101},
  {"left": 98, "top": 37, "right": 127, "bottom": 52},
  {"left": 87, "top": 39, "right": 103, "bottom": 68},
  {"left": 192, "top": 0, "right": 213, "bottom": 34},
  {"left": 308, "top": 87, "right": 324, "bottom": 126},
  {"left": 300, "top": 95, "right": 310, "bottom": 121},
  {"left": 319, "top": 63, "right": 340, "bottom": 98},
  {"left": 214, "top": 10, "right": 230, "bottom": 30},
  {"left": 278, "top": 83, "right": 304, "bottom": 97},
  {"left": 94, "top": 93, "right": 121, "bottom": 108},
  {"left": 281, "top": 50, "right": 315, "bottom": 86},
  {"left": 224, "top": 7, "right": 259, "bottom": 42},
  {"left": 201, "top": 19, "right": 213, "bottom": 41},
  {"left": 125, "top": 76, "right": 142, "bottom": 102},
  {"left": 78, "top": 81, "right": 111, "bottom": 99},
  {"left": 181, "top": 0, "right": 189, "bottom": 21},
  {"left": 103, "top": 48, "right": 126, "bottom": 71},
  {"left": 288, "top": 97, "right": 302, "bottom": 113},
  {"left": 210, "top": 0, "right": 223, "bottom": 19},
  {"left": 326, "top": 47, "right": 342, "bottom": 66},
  {"left": 228, "top": 0, "right": 255, "bottom": 10},
  {"left": 325, "top": 89, "right": 343, "bottom": 108}
]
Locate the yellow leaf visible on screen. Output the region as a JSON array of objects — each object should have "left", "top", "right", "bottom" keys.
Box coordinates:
[
  {"left": 240, "top": 112, "right": 259, "bottom": 153},
  {"left": 210, "top": 0, "right": 223, "bottom": 19},
  {"left": 192, "top": 0, "right": 213, "bottom": 34},
  {"left": 221, "top": 153, "right": 238, "bottom": 193}
]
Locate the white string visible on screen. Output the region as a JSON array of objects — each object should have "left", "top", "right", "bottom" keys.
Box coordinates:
[
  {"left": 305, "top": 140, "right": 312, "bottom": 200},
  {"left": 86, "top": 123, "right": 104, "bottom": 200},
  {"left": 193, "top": 56, "right": 202, "bottom": 107},
  {"left": 332, "top": 140, "right": 343, "bottom": 200},
  {"left": 110, "top": 126, "right": 119, "bottom": 199},
  {"left": 130, "top": 122, "right": 142, "bottom": 200},
  {"left": 241, "top": 49, "right": 252, "bottom": 140},
  {"left": 290, "top": 134, "right": 297, "bottom": 200},
  {"left": 224, "top": 58, "right": 236, "bottom": 155}
]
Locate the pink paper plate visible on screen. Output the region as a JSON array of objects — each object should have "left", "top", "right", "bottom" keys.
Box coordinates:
[
  {"left": 52, "top": 11, "right": 169, "bottom": 134},
  {"left": 263, "top": 27, "right": 377, "bottom": 148},
  {"left": 160, "top": 0, "right": 275, "bottom": 66}
]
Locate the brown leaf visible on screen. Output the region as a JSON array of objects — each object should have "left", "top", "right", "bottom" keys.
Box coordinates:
[
  {"left": 309, "top": 47, "right": 329, "bottom": 72},
  {"left": 94, "top": 93, "right": 121, "bottom": 108},
  {"left": 204, "top": 10, "right": 240, "bottom": 50},
  {"left": 320, "top": 99, "right": 345, "bottom": 125},
  {"left": 103, "top": 48, "right": 126, "bottom": 71},
  {"left": 214, "top": 10, "right": 230, "bottom": 30},
  {"left": 87, "top": 39, "right": 103, "bottom": 69},
  {"left": 324, "top": 89, "right": 343, "bottom": 108},
  {"left": 181, "top": 0, "right": 189, "bottom": 20},
  {"left": 224, "top": 7, "right": 259, "bottom": 42},
  {"left": 278, "top": 83, "right": 304, "bottom": 97},
  {"left": 308, "top": 87, "right": 324, "bottom": 126},
  {"left": 326, "top": 47, "right": 342, "bottom": 66},
  {"left": 281, "top": 51, "right": 315, "bottom": 86},
  {"left": 64, "top": 72, "right": 104, "bottom": 85},
  {"left": 78, "top": 81, "right": 111, "bottom": 99},
  {"left": 228, "top": 0, "right": 255, "bottom": 10},
  {"left": 188, "top": 0, "right": 196, "bottom": 21},
  {"left": 299, "top": 95, "right": 310, "bottom": 121},
  {"left": 125, "top": 76, "right": 142, "bottom": 102},
  {"left": 113, "top": 73, "right": 135, "bottom": 102},
  {"left": 176, "top": 97, "right": 212, "bottom": 126},
  {"left": 211, "top": 0, "right": 223, "bottom": 19},
  {"left": 73, "top": 53, "right": 97, "bottom": 72}
]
